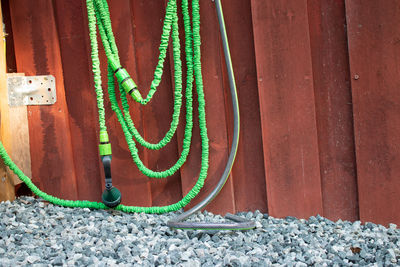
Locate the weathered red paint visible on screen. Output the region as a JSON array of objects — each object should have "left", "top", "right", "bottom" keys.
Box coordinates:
[
  {"left": 178, "top": 0, "right": 236, "bottom": 214},
  {"left": 128, "top": 0, "right": 182, "bottom": 206},
  {"left": 53, "top": 0, "right": 102, "bottom": 201},
  {"left": 104, "top": 0, "right": 154, "bottom": 207},
  {"left": 5, "top": 0, "right": 400, "bottom": 226},
  {"left": 308, "top": 0, "right": 359, "bottom": 221},
  {"left": 345, "top": 0, "right": 400, "bottom": 226},
  {"left": 9, "top": 0, "right": 79, "bottom": 200},
  {"left": 221, "top": 0, "right": 268, "bottom": 213},
  {"left": 250, "top": 0, "right": 324, "bottom": 218}
]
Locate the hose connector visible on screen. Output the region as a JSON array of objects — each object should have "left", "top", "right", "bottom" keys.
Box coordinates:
[
  {"left": 99, "top": 130, "right": 112, "bottom": 156},
  {"left": 98, "top": 130, "right": 121, "bottom": 208},
  {"left": 109, "top": 59, "right": 142, "bottom": 103}
]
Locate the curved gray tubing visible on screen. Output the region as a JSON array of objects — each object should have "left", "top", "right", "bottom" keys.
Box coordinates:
[{"left": 167, "top": 0, "right": 255, "bottom": 230}]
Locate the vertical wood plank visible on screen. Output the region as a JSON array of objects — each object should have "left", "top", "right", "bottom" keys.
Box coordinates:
[
  {"left": 6, "top": 73, "right": 31, "bottom": 187},
  {"left": 1, "top": 0, "right": 16, "bottom": 73},
  {"left": 129, "top": 0, "right": 182, "bottom": 206},
  {"left": 221, "top": 0, "right": 268, "bottom": 213},
  {"left": 1, "top": 6, "right": 31, "bottom": 194},
  {"left": 307, "top": 0, "right": 359, "bottom": 221},
  {"left": 9, "top": 0, "right": 78, "bottom": 199},
  {"left": 98, "top": 0, "right": 153, "bottom": 206},
  {"left": 0, "top": 169, "right": 14, "bottom": 201},
  {"left": 177, "top": 0, "right": 236, "bottom": 214},
  {"left": 250, "top": 0, "right": 323, "bottom": 218},
  {"left": 201, "top": 0, "right": 236, "bottom": 214},
  {"left": 345, "top": 0, "right": 400, "bottom": 226},
  {"left": 53, "top": 0, "right": 102, "bottom": 201},
  {"left": 0, "top": 3, "right": 15, "bottom": 201}
]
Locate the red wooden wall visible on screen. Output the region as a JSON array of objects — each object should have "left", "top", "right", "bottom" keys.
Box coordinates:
[{"left": 2, "top": 0, "right": 400, "bottom": 226}]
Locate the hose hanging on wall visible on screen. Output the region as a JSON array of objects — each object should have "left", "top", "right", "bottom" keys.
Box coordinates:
[
  {"left": 0, "top": 0, "right": 255, "bottom": 230},
  {"left": 88, "top": 0, "right": 210, "bottom": 213}
]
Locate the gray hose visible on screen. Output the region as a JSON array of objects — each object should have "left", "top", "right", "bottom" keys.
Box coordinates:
[{"left": 167, "top": 0, "right": 255, "bottom": 230}]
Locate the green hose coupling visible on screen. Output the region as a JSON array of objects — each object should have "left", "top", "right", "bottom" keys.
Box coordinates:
[
  {"left": 99, "top": 130, "right": 112, "bottom": 156},
  {"left": 115, "top": 68, "right": 142, "bottom": 103},
  {"left": 109, "top": 59, "right": 143, "bottom": 103}
]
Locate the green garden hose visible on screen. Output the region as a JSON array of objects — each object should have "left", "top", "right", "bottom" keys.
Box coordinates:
[
  {"left": 0, "top": 0, "right": 208, "bottom": 214},
  {"left": 89, "top": 0, "right": 209, "bottom": 210},
  {"left": 0, "top": 0, "right": 255, "bottom": 230}
]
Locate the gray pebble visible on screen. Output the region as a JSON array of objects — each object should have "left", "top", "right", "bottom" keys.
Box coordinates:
[
  {"left": 51, "top": 256, "right": 64, "bottom": 266},
  {"left": 26, "top": 255, "right": 40, "bottom": 263},
  {"left": 0, "top": 197, "right": 399, "bottom": 266}
]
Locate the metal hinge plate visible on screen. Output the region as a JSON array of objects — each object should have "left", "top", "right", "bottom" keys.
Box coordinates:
[{"left": 7, "top": 75, "right": 57, "bottom": 106}]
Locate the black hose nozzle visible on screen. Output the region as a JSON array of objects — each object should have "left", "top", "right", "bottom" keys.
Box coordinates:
[{"left": 101, "top": 155, "right": 121, "bottom": 208}]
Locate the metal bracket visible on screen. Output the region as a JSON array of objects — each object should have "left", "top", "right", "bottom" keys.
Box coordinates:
[{"left": 7, "top": 75, "right": 57, "bottom": 106}]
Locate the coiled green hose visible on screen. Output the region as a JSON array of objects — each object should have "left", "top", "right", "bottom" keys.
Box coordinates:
[
  {"left": 0, "top": 0, "right": 208, "bottom": 214},
  {"left": 0, "top": 0, "right": 255, "bottom": 231}
]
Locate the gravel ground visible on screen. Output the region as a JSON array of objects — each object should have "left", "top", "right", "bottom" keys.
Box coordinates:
[{"left": 0, "top": 197, "right": 399, "bottom": 266}]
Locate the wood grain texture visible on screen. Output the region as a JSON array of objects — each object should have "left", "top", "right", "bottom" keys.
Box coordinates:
[
  {"left": 307, "top": 0, "right": 358, "bottom": 221},
  {"left": 178, "top": 0, "right": 236, "bottom": 214},
  {"left": 99, "top": 0, "right": 153, "bottom": 206},
  {"left": 5, "top": 0, "right": 400, "bottom": 225},
  {"left": 5, "top": 74, "right": 31, "bottom": 186},
  {"left": 52, "top": 0, "right": 102, "bottom": 201},
  {"left": 0, "top": 166, "right": 14, "bottom": 202},
  {"left": 8, "top": 106, "right": 30, "bottom": 186},
  {"left": 128, "top": 0, "right": 182, "bottom": 207},
  {"left": 221, "top": 0, "right": 268, "bottom": 213},
  {"left": 345, "top": 0, "right": 400, "bottom": 226},
  {"left": 251, "top": 0, "right": 323, "bottom": 218},
  {"left": 9, "top": 0, "right": 79, "bottom": 199},
  {"left": 1, "top": 0, "right": 16, "bottom": 73},
  {"left": 0, "top": 4, "right": 15, "bottom": 200}
]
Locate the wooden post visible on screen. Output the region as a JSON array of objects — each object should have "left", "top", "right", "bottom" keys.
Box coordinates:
[
  {"left": 0, "top": 4, "right": 14, "bottom": 201},
  {"left": 9, "top": 0, "right": 79, "bottom": 200},
  {"left": 0, "top": 4, "right": 32, "bottom": 202},
  {"left": 5, "top": 73, "right": 32, "bottom": 186}
]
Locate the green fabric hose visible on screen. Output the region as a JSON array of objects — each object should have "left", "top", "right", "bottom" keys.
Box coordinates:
[
  {"left": 0, "top": 0, "right": 209, "bottom": 214},
  {"left": 91, "top": 0, "right": 196, "bottom": 178}
]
